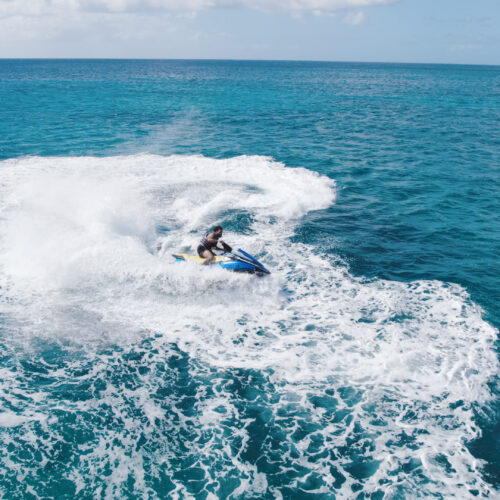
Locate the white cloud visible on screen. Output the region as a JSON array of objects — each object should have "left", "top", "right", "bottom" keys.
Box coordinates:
[
  {"left": 0, "top": 0, "right": 397, "bottom": 56},
  {"left": 343, "top": 10, "right": 365, "bottom": 25},
  {"left": 0, "top": 8, "right": 199, "bottom": 57},
  {"left": 0, "top": 0, "right": 398, "bottom": 18}
]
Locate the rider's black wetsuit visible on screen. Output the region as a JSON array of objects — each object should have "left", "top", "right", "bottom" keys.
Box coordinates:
[{"left": 197, "top": 233, "right": 220, "bottom": 258}]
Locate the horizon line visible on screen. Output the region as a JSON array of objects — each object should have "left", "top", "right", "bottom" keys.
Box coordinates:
[{"left": 0, "top": 57, "right": 499, "bottom": 68}]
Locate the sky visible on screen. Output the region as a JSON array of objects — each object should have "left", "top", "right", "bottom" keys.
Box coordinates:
[{"left": 0, "top": 0, "right": 499, "bottom": 64}]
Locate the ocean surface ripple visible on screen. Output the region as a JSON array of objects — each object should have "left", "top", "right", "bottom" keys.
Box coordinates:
[{"left": 0, "top": 60, "right": 499, "bottom": 498}]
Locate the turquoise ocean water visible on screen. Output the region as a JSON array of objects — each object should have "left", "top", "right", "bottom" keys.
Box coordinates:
[{"left": 0, "top": 59, "right": 499, "bottom": 498}]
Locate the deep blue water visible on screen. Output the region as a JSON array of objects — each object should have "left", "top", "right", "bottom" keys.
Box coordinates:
[{"left": 0, "top": 59, "right": 498, "bottom": 498}]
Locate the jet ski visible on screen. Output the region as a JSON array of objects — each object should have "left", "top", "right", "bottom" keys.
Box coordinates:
[{"left": 172, "top": 248, "right": 270, "bottom": 276}]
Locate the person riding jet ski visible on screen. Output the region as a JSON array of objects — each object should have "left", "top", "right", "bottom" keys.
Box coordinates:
[
  {"left": 197, "top": 225, "right": 232, "bottom": 265},
  {"left": 173, "top": 226, "right": 270, "bottom": 275}
]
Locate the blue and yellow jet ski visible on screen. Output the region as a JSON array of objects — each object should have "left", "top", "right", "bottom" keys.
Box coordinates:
[{"left": 172, "top": 249, "right": 270, "bottom": 276}]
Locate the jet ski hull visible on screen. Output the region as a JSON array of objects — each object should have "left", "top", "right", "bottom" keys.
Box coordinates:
[{"left": 172, "top": 250, "right": 270, "bottom": 276}]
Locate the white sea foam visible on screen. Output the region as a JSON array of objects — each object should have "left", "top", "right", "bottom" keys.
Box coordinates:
[{"left": 0, "top": 154, "right": 497, "bottom": 498}]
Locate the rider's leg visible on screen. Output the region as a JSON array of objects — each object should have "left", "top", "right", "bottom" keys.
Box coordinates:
[{"left": 201, "top": 249, "right": 215, "bottom": 265}]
